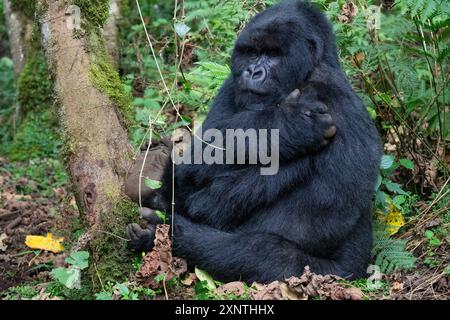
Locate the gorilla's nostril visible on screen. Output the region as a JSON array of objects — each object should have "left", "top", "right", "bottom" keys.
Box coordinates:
[{"left": 253, "top": 70, "right": 264, "bottom": 79}]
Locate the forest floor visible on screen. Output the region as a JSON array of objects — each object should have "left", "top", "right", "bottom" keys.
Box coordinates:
[{"left": 0, "top": 157, "right": 448, "bottom": 300}]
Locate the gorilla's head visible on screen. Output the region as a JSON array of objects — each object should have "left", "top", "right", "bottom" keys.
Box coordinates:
[{"left": 231, "top": 0, "right": 339, "bottom": 110}]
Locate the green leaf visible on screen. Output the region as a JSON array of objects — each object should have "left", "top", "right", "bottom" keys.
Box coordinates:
[
  {"left": 399, "top": 159, "right": 414, "bottom": 170},
  {"left": 174, "top": 22, "right": 191, "bottom": 38},
  {"left": 424, "top": 230, "right": 434, "bottom": 239},
  {"left": 95, "top": 292, "right": 113, "bottom": 300},
  {"left": 380, "top": 155, "right": 395, "bottom": 170},
  {"left": 393, "top": 195, "right": 406, "bottom": 208},
  {"left": 195, "top": 267, "right": 216, "bottom": 290},
  {"left": 385, "top": 181, "right": 408, "bottom": 195},
  {"left": 375, "top": 174, "right": 382, "bottom": 191},
  {"left": 429, "top": 238, "right": 442, "bottom": 247},
  {"left": 144, "top": 178, "right": 162, "bottom": 190},
  {"left": 65, "top": 251, "right": 89, "bottom": 270},
  {"left": 115, "top": 283, "right": 130, "bottom": 297},
  {"left": 155, "top": 210, "right": 167, "bottom": 224},
  {"left": 51, "top": 267, "right": 81, "bottom": 289}
]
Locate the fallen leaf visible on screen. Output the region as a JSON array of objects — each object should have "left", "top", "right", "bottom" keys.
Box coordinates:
[
  {"left": 137, "top": 224, "right": 187, "bottom": 289},
  {"left": 286, "top": 266, "right": 365, "bottom": 300},
  {"left": 250, "top": 281, "right": 284, "bottom": 300},
  {"left": 217, "top": 281, "right": 246, "bottom": 297},
  {"left": 386, "top": 204, "right": 405, "bottom": 235},
  {"left": 0, "top": 233, "right": 8, "bottom": 252},
  {"left": 181, "top": 273, "right": 198, "bottom": 286},
  {"left": 25, "top": 233, "right": 64, "bottom": 253}
]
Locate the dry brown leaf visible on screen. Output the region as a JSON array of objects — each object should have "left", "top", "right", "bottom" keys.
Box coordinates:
[
  {"left": 137, "top": 224, "right": 187, "bottom": 288},
  {"left": 250, "top": 281, "right": 284, "bottom": 300},
  {"left": 287, "top": 266, "right": 364, "bottom": 300},
  {"left": 181, "top": 273, "right": 198, "bottom": 286},
  {"left": 217, "top": 281, "right": 247, "bottom": 297},
  {"left": 0, "top": 233, "right": 8, "bottom": 252},
  {"left": 338, "top": 1, "right": 358, "bottom": 24}
]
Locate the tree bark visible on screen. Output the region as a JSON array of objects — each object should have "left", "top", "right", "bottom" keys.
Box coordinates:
[
  {"left": 103, "top": 0, "right": 121, "bottom": 65},
  {"left": 38, "top": 0, "right": 137, "bottom": 288},
  {"left": 2, "top": 0, "right": 32, "bottom": 76}
]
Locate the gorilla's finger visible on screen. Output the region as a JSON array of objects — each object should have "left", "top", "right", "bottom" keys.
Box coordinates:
[
  {"left": 316, "top": 103, "right": 328, "bottom": 114},
  {"left": 284, "top": 89, "right": 301, "bottom": 104},
  {"left": 324, "top": 125, "right": 337, "bottom": 139},
  {"left": 320, "top": 113, "right": 333, "bottom": 125},
  {"left": 140, "top": 207, "right": 164, "bottom": 225}
]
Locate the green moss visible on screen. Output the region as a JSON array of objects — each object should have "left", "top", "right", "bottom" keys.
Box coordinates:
[
  {"left": 9, "top": 110, "right": 61, "bottom": 161},
  {"left": 89, "top": 48, "right": 134, "bottom": 128},
  {"left": 89, "top": 198, "right": 138, "bottom": 288},
  {"left": 10, "top": 55, "right": 58, "bottom": 161},
  {"left": 10, "top": 0, "right": 36, "bottom": 18},
  {"left": 73, "top": 0, "right": 110, "bottom": 29},
  {"left": 17, "top": 54, "right": 53, "bottom": 111}
]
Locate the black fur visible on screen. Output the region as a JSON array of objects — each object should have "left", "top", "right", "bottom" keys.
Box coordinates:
[{"left": 129, "top": 0, "right": 382, "bottom": 283}]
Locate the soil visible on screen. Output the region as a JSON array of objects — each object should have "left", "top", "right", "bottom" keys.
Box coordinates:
[{"left": 0, "top": 158, "right": 78, "bottom": 292}]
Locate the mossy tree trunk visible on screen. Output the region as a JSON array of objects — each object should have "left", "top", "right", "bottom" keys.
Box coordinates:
[
  {"left": 2, "top": 0, "right": 32, "bottom": 76},
  {"left": 103, "top": 0, "right": 121, "bottom": 65},
  {"left": 3, "top": 0, "right": 36, "bottom": 124},
  {"left": 37, "top": 0, "right": 138, "bottom": 289}
]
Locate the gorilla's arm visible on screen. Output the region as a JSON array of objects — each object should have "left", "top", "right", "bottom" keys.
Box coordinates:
[
  {"left": 184, "top": 159, "right": 311, "bottom": 229},
  {"left": 204, "top": 88, "right": 336, "bottom": 162}
]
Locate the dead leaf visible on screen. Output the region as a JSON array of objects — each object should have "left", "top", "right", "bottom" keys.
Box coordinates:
[
  {"left": 250, "top": 281, "right": 284, "bottom": 300},
  {"left": 217, "top": 281, "right": 246, "bottom": 297},
  {"left": 0, "top": 233, "right": 8, "bottom": 252},
  {"left": 287, "top": 266, "right": 365, "bottom": 300},
  {"left": 137, "top": 224, "right": 187, "bottom": 288},
  {"left": 338, "top": 1, "right": 358, "bottom": 24},
  {"left": 25, "top": 233, "right": 64, "bottom": 253},
  {"left": 181, "top": 273, "right": 198, "bottom": 286}
]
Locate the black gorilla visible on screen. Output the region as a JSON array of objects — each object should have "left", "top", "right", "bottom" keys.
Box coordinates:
[{"left": 127, "top": 0, "right": 382, "bottom": 283}]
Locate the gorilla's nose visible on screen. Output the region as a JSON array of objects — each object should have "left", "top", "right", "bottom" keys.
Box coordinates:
[{"left": 243, "top": 64, "right": 267, "bottom": 85}]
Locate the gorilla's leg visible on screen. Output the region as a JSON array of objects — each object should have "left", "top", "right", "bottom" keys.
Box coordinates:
[{"left": 171, "top": 215, "right": 349, "bottom": 283}]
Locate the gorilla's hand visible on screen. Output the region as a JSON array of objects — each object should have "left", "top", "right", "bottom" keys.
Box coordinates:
[
  {"left": 281, "top": 89, "right": 337, "bottom": 149},
  {"left": 126, "top": 208, "right": 169, "bottom": 252},
  {"left": 127, "top": 223, "right": 155, "bottom": 253}
]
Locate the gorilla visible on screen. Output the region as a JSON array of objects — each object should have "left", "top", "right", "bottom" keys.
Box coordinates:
[{"left": 127, "top": 0, "right": 382, "bottom": 283}]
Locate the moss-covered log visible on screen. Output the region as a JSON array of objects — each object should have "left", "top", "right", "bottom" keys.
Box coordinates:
[{"left": 38, "top": 0, "right": 137, "bottom": 288}]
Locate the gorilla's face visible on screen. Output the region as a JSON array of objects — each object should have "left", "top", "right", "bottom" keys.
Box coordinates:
[{"left": 231, "top": 5, "right": 320, "bottom": 110}]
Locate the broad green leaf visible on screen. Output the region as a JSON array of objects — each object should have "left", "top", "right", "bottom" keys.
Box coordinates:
[
  {"left": 399, "top": 159, "right": 414, "bottom": 170},
  {"left": 51, "top": 267, "right": 81, "bottom": 289},
  {"left": 95, "top": 292, "right": 113, "bottom": 300},
  {"left": 195, "top": 267, "right": 216, "bottom": 290},
  {"left": 385, "top": 181, "right": 408, "bottom": 195},
  {"left": 393, "top": 195, "right": 406, "bottom": 208},
  {"left": 375, "top": 174, "right": 382, "bottom": 191},
  {"left": 115, "top": 283, "right": 130, "bottom": 297},
  {"left": 174, "top": 22, "right": 191, "bottom": 38},
  {"left": 65, "top": 251, "right": 89, "bottom": 270},
  {"left": 155, "top": 210, "right": 167, "bottom": 224},
  {"left": 380, "top": 155, "right": 395, "bottom": 170},
  {"left": 424, "top": 230, "right": 434, "bottom": 239},
  {"left": 430, "top": 238, "right": 442, "bottom": 247},
  {"left": 144, "top": 178, "right": 162, "bottom": 190}
]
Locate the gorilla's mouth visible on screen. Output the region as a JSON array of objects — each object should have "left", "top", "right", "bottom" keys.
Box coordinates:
[{"left": 240, "top": 88, "right": 271, "bottom": 96}]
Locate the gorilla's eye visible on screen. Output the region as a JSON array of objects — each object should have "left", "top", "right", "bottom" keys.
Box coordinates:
[
  {"left": 237, "top": 46, "right": 258, "bottom": 55},
  {"left": 265, "top": 47, "right": 282, "bottom": 57}
]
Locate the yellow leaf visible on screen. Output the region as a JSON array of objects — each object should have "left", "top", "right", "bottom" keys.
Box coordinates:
[
  {"left": 25, "top": 233, "right": 64, "bottom": 253},
  {"left": 385, "top": 204, "right": 405, "bottom": 236}
]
